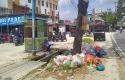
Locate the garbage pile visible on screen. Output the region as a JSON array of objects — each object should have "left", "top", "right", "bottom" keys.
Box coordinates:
[{"left": 51, "top": 43, "right": 107, "bottom": 71}]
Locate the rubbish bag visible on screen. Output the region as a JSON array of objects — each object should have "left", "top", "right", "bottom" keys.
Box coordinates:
[
  {"left": 96, "top": 63, "right": 105, "bottom": 71},
  {"left": 99, "top": 49, "right": 107, "bottom": 55},
  {"left": 95, "top": 46, "right": 102, "bottom": 52},
  {"left": 84, "top": 54, "right": 94, "bottom": 64},
  {"left": 90, "top": 48, "right": 96, "bottom": 56},
  {"left": 66, "top": 61, "right": 71, "bottom": 67},
  {"left": 93, "top": 57, "right": 101, "bottom": 65}
]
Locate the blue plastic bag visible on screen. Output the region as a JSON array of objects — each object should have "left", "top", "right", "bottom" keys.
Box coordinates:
[
  {"left": 90, "top": 48, "right": 96, "bottom": 56},
  {"left": 96, "top": 63, "right": 105, "bottom": 71},
  {"left": 99, "top": 49, "right": 107, "bottom": 55}
]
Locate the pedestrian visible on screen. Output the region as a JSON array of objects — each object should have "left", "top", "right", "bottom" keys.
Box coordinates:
[{"left": 119, "top": 26, "right": 123, "bottom": 33}]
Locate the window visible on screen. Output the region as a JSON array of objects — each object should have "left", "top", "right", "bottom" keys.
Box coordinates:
[
  {"left": 45, "top": 9, "right": 46, "bottom": 14},
  {"left": 28, "top": 0, "right": 31, "bottom": 3},
  {"left": 38, "top": 0, "right": 40, "bottom": 5},
  {"left": 46, "top": 2, "right": 48, "bottom": 8},
  {"left": 56, "top": 5, "right": 57, "bottom": 10},
  {"left": 42, "top": 1, "right": 44, "bottom": 6},
  {"left": 50, "top": 3, "right": 52, "bottom": 8},
  {"left": 53, "top": 4, "right": 55, "bottom": 9}
]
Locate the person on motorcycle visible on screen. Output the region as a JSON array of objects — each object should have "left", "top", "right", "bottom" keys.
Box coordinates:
[
  {"left": 14, "top": 28, "right": 23, "bottom": 45},
  {"left": 119, "top": 26, "right": 123, "bottom": 33}
]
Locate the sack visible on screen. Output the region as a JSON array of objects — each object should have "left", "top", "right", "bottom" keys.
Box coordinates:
[{"left": 96, "top": 63, "right": 105, "bottom": 71}]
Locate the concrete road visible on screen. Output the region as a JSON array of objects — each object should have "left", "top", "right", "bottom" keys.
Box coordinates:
[
  {"left": 0, "top": 43, "right": 28, "bottom": 68},
  {"left": 0, "top": 43, "right": 47, "bottom": 80}
]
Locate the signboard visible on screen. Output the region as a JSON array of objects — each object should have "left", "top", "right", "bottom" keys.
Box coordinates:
[
  {"left": 82, "top": 16, "right": 87, "bottom": 30},
  {"left": 87, "top": 14, "right": 92, "bottom": 24},
  {"left": 64, "top": 20, "right": 71, "bottom": 25},
  {"left": 0, "top": 15, "right": 25, "bottom": 26},
  {"left": 94, "top": 8, "right": 101, "bottom": 14}
]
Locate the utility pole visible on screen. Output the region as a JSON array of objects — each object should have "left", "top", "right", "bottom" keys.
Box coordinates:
[
  {"left": 114, "top": 2, "right": 117, "bottom": 12},
  {"left": 31, "top": 0, "right": 36, "bottom": 56},
  {"left": 73, "top": 0, "right": 89, "bottom": 54}
]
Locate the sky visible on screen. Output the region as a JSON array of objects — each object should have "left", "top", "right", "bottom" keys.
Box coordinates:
[{"left": 58, "top": 0, "right": 118, "bottom": 22}]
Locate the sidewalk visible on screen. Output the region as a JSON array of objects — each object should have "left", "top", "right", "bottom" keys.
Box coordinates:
[{"left": 83, "top": 32, "right": 125, "bottom": 80}]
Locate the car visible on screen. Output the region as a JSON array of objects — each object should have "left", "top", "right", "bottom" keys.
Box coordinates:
[{"left": 93, "top": 25, "right": 105, "bottom": 41}]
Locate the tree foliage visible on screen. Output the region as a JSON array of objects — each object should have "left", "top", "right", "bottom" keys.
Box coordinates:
[
  {"left": 99, "top": 11, "right": 117, "bottom": 25},
  {"left": 117, "top": 0, "right": 125, "bottom": 21}
]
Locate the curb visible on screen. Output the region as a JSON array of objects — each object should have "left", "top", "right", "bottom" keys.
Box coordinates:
[{"left": 111, "top": 34, "right": 125, "bottom": 67}]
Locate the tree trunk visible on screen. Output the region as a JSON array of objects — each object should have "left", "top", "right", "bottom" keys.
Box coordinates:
[
  {"left": 73, "top": 16, "right": 84, "bottom": 54},
  {"left": 73, "top": 0, "right": 89, "bottom": 54}
]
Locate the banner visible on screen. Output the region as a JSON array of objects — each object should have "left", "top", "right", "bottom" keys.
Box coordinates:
[
  {"left": 82, "top": 16, "right": 87, "bottom": 30},
  {"left": 0, "top": 15, "right": 25, "bottom": 26}
]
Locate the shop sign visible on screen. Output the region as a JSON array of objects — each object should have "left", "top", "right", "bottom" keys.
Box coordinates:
[{"left": 0, "top": 15, "right": 25, "bottom": 26}]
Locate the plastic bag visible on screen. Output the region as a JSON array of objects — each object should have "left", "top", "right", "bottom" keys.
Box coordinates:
[
  {"left": 94, "top": 46, "right": 102, "bottom": 52},
  {"left": 54, "top": 59, "right": 60, "bottom": 66},
  {"left": 99, "top": 49, "right": 107, "bottom": 55},
  {"left": 93, "top": 57, "right": 101, "bottom": 65},
  {"left": 96, "top": 63, "right": 105, "bottom": 71},
  {"left": 84, "top": 54, "right": 94, "bottom": 64},
  {"left": 90, "top": 48, "right": 96, "bottom": 56}
]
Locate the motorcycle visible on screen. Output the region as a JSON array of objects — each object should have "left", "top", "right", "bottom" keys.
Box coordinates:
[
  {"left": 14, "top": 36, "right": 19, "bottom": 46},
  {"left": 9, "top": 34, "right": 14, "bottom": 43},
  {"left": 13, "top": 36, "right": 23, "bottom": 46},
  {"left": 0, "top": 34, "right": 5, "bottom": 44}
]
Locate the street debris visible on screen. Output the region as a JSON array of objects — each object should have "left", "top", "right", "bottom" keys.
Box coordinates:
[{"left": 47, "top": 43, "right": 107, "bottom": 72}]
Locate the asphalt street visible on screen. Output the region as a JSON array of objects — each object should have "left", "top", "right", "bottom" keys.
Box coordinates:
[{"left": 113, "top": 31, "right": 125, "bottom": 56}]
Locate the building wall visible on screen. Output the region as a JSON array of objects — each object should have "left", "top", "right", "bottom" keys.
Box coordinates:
[
  {"left": 13, "top": 3, "right": 30, "bottom": 14},
  {"left": 19, "top": 0, "right": 32, "bottom": 9},
  {"left": 0, "top": 0, "right": 8, "bottom": 8},
  {"left": 92, "top": 8, "right": 102, "bottom": 21},
  {"left": 0, "top": 0, "right": 59, "bottom": 22}
]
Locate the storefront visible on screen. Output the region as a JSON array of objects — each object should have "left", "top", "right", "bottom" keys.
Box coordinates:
[
  {"left": 0, "top": 14, "right": 25, "bottom": 41},
  {"left": 0, "top": 13, "right": 50, "bottom": 51},
  {"left": 23, "top": 13, "right": 48, "bottom": 52}
]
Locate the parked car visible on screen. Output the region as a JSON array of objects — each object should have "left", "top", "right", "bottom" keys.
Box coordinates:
[{"left": 93, "top": 24, "right": 105, "bottom": 41}]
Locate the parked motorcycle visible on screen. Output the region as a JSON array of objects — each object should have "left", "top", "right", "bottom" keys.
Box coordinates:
[
  {"left": 0, "top": 34, "right": 5, "bottom": 44},
  {"left": 53, "top": 32, "right": 67, "bottom": 42}
]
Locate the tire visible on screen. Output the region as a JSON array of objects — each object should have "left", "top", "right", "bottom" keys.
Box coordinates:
[{"left": 15, "top": 41, "right": 18, "bottom": 46}]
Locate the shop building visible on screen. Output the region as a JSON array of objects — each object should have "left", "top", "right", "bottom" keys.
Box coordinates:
[{"left": 0, "top": 0, "right": 59, "bottom": 35}]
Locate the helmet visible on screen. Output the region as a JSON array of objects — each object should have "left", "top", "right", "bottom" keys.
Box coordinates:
[{"left": 15, "top": 28, "right": 18, "bottom": 30}]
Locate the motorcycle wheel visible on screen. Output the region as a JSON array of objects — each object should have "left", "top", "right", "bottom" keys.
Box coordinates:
[{"left": 15, "top": 42, "right": 18, "bottom": 46}]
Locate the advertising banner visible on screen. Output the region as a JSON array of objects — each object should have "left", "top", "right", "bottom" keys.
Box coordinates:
[{"left": 0, "top": 15, "right": 25, "bottom": 26}]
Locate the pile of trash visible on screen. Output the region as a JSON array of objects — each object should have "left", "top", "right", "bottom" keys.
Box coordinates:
[{"left": 51, "top": 43, "right": 107, "bottom": 71}]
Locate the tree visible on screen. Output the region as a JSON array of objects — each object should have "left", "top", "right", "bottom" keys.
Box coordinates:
[
  {"left": 100, "top": 11, "right": 116, "bottom": 25},
  {"left": 73, "top": 0, "right": 89, "bottom": 54},
  {"left": 117, "top": 0, "right": 125, "bottom": 21}
]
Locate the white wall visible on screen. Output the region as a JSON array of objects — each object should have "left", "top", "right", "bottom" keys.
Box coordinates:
[
  {"left": 41, "top": 6, "right": 45, "bottom": 14},
  {"left": 0, "top": 0, "right": 8, "bottom": 8},
  {"left": 19, "top": 0, "right": 32, "bottom": 9},
  {"left": 59, "top": 25, "right": 66, "bottom": 32}
]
